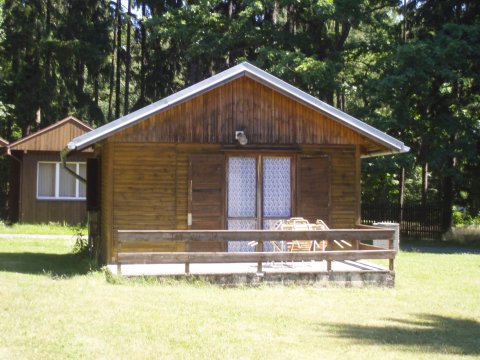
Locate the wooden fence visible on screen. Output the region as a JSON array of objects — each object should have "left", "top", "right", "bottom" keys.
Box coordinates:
[
  {"left": 362, "top": 202, "right": 447, "bottom": 239},
  {"left": 116, "top": 228, "right": 396, "bottom": 275}
]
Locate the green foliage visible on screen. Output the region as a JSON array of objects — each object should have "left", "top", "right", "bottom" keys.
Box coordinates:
[
  {"left": 0, "top": 0, "right": 479, "bottom": 222},
  {"left": 452, "top": 206, "right": 480, "bottom": 227},
  {"left": 71, "top": 225, "right": 89, "bottom": 255}
]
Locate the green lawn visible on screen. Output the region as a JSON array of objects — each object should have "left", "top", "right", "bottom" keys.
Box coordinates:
[
  {"left": 0, "top": 237, "right": 479, "bottom": 359},
  {"left": 0, "top": 222, "right": 87, "bottom": 235}
]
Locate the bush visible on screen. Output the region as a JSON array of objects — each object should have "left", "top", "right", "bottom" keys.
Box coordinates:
[
  {"left": 443, "top": 226, "right": 480, "bottom": 245},
  {"left": 452, "top": 206, "right": 480, "bottom": 226}
]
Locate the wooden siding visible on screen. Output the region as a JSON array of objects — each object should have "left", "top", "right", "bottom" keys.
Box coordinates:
[
  {"left": 301, "top": 145, "right": 359, "bottom": 228},
  {"left": 8, "top": 155, "right": 21, "bottom": 222},
  {"left": 99, "top": 142, "right": 359, "bottom": 263},
  {"left": 100, "top": 141, "right": 114, "bottom": 264},
  {"left": 10, "top": 118, "right": 92, "bottom": 152},
  {"left": 101, "top": 143, "right": 223, "bottom": 262},
  {"left": 111, "top": 77, "right": 388, "bottom": 154},
  {"left": 17, "top": 151, "right": 88, "bottom": 224}
]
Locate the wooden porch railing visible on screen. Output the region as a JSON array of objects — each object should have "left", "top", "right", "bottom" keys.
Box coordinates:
[{"left": 116, "top": 228, "right": 396, "bottom": 275}]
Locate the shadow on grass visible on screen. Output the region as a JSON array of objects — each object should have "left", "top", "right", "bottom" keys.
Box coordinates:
[
  {"left": 325, "top": 314, "right": 480, "bottom": 356},
  {"left": 0, "top": 252, "right": 93, "bottom": 277}
]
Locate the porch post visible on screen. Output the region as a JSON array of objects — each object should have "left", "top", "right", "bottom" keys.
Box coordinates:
[{"left": 256, "top": 240, "right": 263, "bottom": 273}]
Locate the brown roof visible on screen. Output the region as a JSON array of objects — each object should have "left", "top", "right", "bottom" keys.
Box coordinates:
[{"left": 9, "top": 116, "right": 93, "bottom": 152}]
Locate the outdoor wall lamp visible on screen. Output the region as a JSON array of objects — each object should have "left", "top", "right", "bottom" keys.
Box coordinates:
[{"left": 235, "top": 130, "right": 248, "bottom": 146}]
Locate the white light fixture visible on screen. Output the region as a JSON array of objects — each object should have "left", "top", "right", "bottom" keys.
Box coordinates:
[{"left": 235, "top": 131, "right": 248, "bottom": 146}]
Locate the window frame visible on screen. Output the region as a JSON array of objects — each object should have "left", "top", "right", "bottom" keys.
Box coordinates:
[
  {"left": 36, "top": 161, "right": 86, "bottom": 201},
  {"left": 226, "top": 153, "right": 295, "bottom": 229}
]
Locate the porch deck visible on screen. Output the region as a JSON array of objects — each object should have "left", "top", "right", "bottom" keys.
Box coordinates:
[
  {"left": 107, "top": 260, "right": 394, "bottom": 287},
  {"left": 112, "top": 225, "right": 398, "bottom": 287}
]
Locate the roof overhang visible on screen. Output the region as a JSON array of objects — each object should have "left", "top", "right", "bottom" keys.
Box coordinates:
[{"left": 68, "top": 62, "right": 409, "bottom": 155}]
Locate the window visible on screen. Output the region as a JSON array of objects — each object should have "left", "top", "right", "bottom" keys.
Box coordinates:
[
  {"left": 227, "top": 155, "right": 292, "bottom": 251},
  {"left": 37, "top": 162, "right": 86, "bottom": 200}
]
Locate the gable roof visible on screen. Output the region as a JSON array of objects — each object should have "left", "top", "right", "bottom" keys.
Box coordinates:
[
  {"left": 68, "top": 62, "right": 409, "bottom": 155},
  {"left": 10, "top": 116, "right": 92, "bottom": 152}
]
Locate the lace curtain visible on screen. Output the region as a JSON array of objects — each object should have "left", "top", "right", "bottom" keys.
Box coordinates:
[{"left": 227, "top": 156, "right": 291, "bottom": 252}]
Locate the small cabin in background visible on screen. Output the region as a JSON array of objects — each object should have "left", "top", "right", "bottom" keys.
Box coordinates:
[
  {"left": 67, "top": 62, "right": 409, "bottom": 265},
  {"left": 5, "top": 116, "right": 92, "bottom": 224}
]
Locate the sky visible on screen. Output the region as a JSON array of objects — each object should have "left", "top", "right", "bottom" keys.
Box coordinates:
[{"left": 121, "top": 0, "right": 145, "bottom": 18}]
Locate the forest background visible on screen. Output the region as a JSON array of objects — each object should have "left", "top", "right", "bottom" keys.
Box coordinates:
[{"left": 0, "top": 0, "right": 479, "bottom": 230}]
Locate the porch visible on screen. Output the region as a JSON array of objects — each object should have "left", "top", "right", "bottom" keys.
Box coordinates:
[{"left": 111, "top": 225, "right": 398, "bottom": 287}]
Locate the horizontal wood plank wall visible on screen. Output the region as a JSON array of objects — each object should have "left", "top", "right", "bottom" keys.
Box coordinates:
[
  {"left": 101, "top": 141, "right": 113, "bottom": 264},
  {"left": 302, "top": 145, "right": 358, "bottom": 229},
  {"left": 112, "top": 143, "right": 176, "bottom": 256},
  {"left": 108, "top": 143, "right": 223, "bottom": 260},
  {"left": 12, "top": 121, "right": 92, "bottom": 152},
  {"left": 110, "top": 77, "right": 388, "bottom": 154},
  {"left": 102, "top": 142, "right": 358, "bottom": 261},
  {"left": 18, "top": 151, "right": 88, "bottom": 224}
]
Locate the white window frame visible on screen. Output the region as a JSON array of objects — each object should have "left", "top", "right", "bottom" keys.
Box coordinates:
[{"left": 36, "top": 161, "right": 86, "bottom": 200}]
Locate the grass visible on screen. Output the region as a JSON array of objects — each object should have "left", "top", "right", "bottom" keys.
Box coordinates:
[
  {"left": 401, "top": 236, "right": 480, "bottom": 250},
  {"left": 0, "top": 237, "right": 479, "bottom": 359},
  {"left": 443, "top": 226, "right": 480, "bottom": 245},
  {"left": 0, "top": 222, "right": 87, "bottom": 235}
]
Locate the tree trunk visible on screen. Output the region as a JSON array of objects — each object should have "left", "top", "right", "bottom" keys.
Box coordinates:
[
  {"left": 107, "top": 1, "right": 119, "bottom": 122},
  {"left": 421, "top": 161, "right": 428, "bottom": 206},
  {"left": 139, "top": 2, "right": 147, "bottom": 108},
  {"left": 115, "top": 0, "right": 122, "bottom": 119},
  {"left": 124, "top": 0, "right": 132, "bottom": 114},
  {"left": 442, "top": 158, "right": 454, "bottom": 232},
  {"left": 399, "top": 167, "right": 405, "bottom": 224},
  {"left": 44, "top": 0, "right": 51, "bottom": 85},
  {"left": 76, "top": 59, "right": 84, "bottom": 96}
]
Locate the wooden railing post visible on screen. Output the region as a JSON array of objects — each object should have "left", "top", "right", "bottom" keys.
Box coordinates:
[
  {"left": 256, "top": 240, "right": 263, "bottom": 273},
  {"left": 185, "top": 239, "right": 190, "bottom": 274},
  {"left": 117, "top": 240, "right": 122, "bottom": 275},
  {"left": 389, "top": 235, "right": 394, "bottom": 271},
  {"left": 326, "top": 240, "right": 332, "bottom": 271}
]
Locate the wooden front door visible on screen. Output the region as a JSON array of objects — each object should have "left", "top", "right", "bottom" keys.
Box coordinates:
[
  {"left": 188, "top": 154, "right": 225, "bottom": 251},
  {"left": 296, "top": 155, "right": 331, "bottom": 226}
]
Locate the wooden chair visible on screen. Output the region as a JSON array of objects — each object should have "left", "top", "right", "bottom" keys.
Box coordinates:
[
  {"left": 313, "top": 218, "right": 352, "bottom": 250},
  {"left": 281, "top": 218, "right": 317, "bottom": 252}
]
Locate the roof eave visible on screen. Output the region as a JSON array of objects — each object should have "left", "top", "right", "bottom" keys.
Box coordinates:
[{"left": 361, "top": 144, "right": 410, "bottom": 158}]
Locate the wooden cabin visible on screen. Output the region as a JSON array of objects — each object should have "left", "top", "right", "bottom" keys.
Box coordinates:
[
  {"left": 5, "top": 116, "right": 92, "bottom": 224},
  {"left": 66, "top": 63, "right": 409, "bottom": 265}
]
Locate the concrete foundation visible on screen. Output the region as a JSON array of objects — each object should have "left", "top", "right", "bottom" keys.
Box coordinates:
[{"left": 108, "top": 260, "right": 395, "bottom": 287}]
